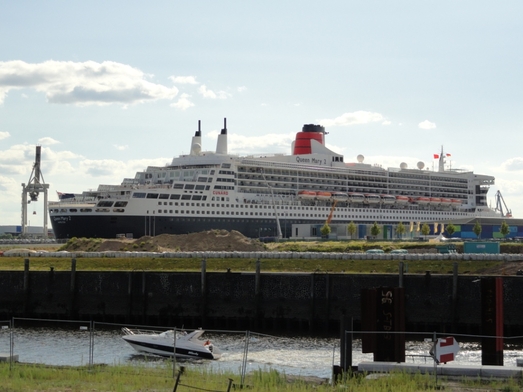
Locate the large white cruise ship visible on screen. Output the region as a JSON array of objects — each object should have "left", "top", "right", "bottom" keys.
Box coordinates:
[{"left": 49, "top": 119, "right": 506, "bottom": 239}]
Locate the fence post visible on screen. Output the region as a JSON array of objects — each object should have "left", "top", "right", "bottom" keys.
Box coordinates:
[{"left": 172, "top": 366, "right": 184, "bottom": 392}]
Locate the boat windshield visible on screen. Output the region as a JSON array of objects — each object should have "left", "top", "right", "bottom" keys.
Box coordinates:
[{"left": 159, "top": 330, "right": 175, "bottom": 338}]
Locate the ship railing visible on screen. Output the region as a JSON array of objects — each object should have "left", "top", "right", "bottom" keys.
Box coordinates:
[{"left": 49, "top": 199, "right": 97, "bottom": 205}]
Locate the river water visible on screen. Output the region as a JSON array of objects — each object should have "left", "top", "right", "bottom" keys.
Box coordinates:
[{"left": 1, "top": 327, "right": 522, "bottom": 379}]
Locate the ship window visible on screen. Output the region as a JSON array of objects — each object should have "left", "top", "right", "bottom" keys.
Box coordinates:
[
  {"left": 181, "top": 195, "right": 191, "bottom": 200},
  {"left": 146, "top": 193, "right": 159, "bottom": 199},
  {"left": 185, "top": 184, "right": 195, "bottom": 190},
  {"left": 173, "top": 184, "right": 184, "bottom": 189},
  {"left": 80, "top": 208, "right": 92, "bottom": 212},
  {"left": 195, "top": 185, "right": 205, "bottom": 190},
  {"left": 170, "top": 194, "right": 180, "bottom": 200},
  {"left": 69, "top": 209, "right": 77, "bottom": 213},
  {"left": 193, "top": 195, "right": 202, "bottom": 201},
  {"left": 114, "top": 201, "right": 128, "bottom": 207},
  {"left": 97, "top": 201, "right": 114, "bottom": 207},
  {"left": 159, "top": 194, "right": 169, "bottom": 199}
]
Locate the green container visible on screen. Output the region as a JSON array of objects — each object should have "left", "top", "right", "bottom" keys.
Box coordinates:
[
  {"left": 436, "top": 244, "right": 457, "bottom": 254},
  {"left": 463, "top": 242, "right": 500, "bottom": 254}
]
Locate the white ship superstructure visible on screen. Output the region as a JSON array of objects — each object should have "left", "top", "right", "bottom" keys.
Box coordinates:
[{"left": 49, "top": 119, "right": 503, "bottom": 239}]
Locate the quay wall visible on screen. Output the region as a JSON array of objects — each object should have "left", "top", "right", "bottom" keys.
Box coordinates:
[{"left": 1, "top": 265, "right": 523, "bottom": 335}]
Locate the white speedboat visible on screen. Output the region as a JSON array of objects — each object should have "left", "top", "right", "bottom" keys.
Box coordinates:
[{"left": 121, "top": 327, "right": 221, "bottom": 359}]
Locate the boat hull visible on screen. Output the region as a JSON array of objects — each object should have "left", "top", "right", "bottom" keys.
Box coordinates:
[
  {"left": 51, "top": 214, "right": 300, "bottom": 239},
  {"left": 122, "top": 337, "right": 215, "bottom": 359}
]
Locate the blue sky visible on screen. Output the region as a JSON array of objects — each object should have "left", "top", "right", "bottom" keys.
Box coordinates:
[{"left": 1, "top": 1, "right": 522, "bottom": 227}]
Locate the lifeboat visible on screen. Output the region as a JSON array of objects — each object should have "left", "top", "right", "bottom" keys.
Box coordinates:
[
  {"left": 414, "top": 197, "right": 431, "bottom": 205},
  {"left": 450, "top": 199, "right": 462, "bottom": 206},
  {"left": 331, "top": 192, "right": 348, "bottom": 201},
  {"left": 364, "top": 194, "right": 381, "bottom": 204},
  {"left": 298, "top": 190, "right": 317, "bottom": 200},
  {"left": 316, "top": 191, "right": 332, "bottom": 200},
  {"left": 395, "top": 195, "right": 410, "bottom": 204},
  {"left": 348, "top": 192, "right": 365, "bottom": 203},
  {"left": 380, "top": 194, "right": 396, "bottom": 205},
  {"left": 440, "top": 198, "right": 452, "bottom": 206},
  {"left": 429, "top": 197, "right": 441, "bottom": 205}
]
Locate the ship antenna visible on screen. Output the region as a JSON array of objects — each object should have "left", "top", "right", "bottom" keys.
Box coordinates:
[{"left": 221, "top": 118, "right": 227, "bottom": 135}]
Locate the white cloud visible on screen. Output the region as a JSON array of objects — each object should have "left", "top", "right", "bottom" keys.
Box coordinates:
[
  {"left": 114, "top": 144, "right": 128, "bottom": 151},
  {"left": 207, "top": 131, "right": 294, "bottom": 155},
  {"left": 38, "top": 137, "right": 60, "bottom": 145},
  {"left": 318, "top": 111, "right": 386, "bottom": 127},
  {"left": 198, "top": 84, "right": 228, "bottom": 99},
  {"left": 501, "top": 157, "right": 523, "bottom": 172},
  {"left": 170, "top": 93, "right": 194, "bottom": 110},
  {"left": 169, "top": 75, "right": 198, "bottom": 84},
  {"left": 382, "top": 120, "right": 391, "bottom": 126},
  {"left": 237, "top": 86, "right": 247, "bottom": 92},
  {"left": 79, "top": 158, "right": 170, "bottom": 178},
  {"left": 0, "top": 60, "right": 179, "bottom": 106},
  {"left": 418, "top": 120, "right": 436, "bottom": 130},
  {"left": 0, "top": 131, "right": 10, "bottom": 140},
  {"left": 0, "top": 174, "right": 16, "bottom": 192}
]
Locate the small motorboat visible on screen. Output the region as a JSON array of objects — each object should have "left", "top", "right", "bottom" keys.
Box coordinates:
[{"left": 121, "top": 327, "right": 221, "bottom": 359}]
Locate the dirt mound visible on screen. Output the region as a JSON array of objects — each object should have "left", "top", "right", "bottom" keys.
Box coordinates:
[
  {"left": 152, "top": 230, "right": 266, "bottom": 252},
  {"left": 68, "top": 230, "right": 267, "bottom": 252}
]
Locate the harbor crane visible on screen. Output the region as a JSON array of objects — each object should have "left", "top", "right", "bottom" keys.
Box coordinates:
[
  {"left": 494, "top": 190, "right": 512, "bottom": 218},
  {"left": 21, "top": 146, "right": 49, "bottom": 237}
]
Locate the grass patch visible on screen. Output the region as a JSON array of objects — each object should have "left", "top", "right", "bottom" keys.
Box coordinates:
[
  {"left": 0, "top": 363, "right": 521, "bottom": 392},
  {"left": 0, "top": 256, "right": 505, "bottom": 274}
]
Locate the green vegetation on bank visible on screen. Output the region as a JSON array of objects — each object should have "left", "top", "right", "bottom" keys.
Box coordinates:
[
  {"left": 0, "top": 256, "right": 505, "bottom": 274},
  {"left": 1, "top": 238, "right": 521, "bottom": 274},
  {"left": 0, "top": 363, "right": 520, "bottom": 392}
]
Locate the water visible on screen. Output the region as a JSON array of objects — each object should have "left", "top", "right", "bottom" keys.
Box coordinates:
[{"left": 1, "top": 327, "right": 522, "bottom": 379}]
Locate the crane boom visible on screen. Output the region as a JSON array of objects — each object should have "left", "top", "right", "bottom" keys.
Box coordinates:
[{"left": 326, "top": 199, "right": 338, "bottom": 225}]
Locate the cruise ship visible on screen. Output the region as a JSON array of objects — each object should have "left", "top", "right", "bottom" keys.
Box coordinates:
[{"left": 49, "top": 119, "right": 506, "bottom": 239}]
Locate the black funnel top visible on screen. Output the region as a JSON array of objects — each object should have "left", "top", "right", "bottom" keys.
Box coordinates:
[{"left": 302, "top": 124, "right": 325, "bottom": 133}]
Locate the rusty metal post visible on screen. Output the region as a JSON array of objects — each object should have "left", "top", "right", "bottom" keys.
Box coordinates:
[{"left": 481, "top": 277, "right": 504, "bottom": 366}]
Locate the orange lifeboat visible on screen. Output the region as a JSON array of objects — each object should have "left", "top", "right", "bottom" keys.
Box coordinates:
[
  {"left": 395, "top": 195, "right": 410, "bottom": 204},
  {"left": 440, "top": 198, "right": 452, "bottom": 206},
  {"left": 430, "top": 197, "right": 441, "bottom": 205},
  {"left": 451, "top": 199, "right": 462, "bottom": 206},
  {"left": 415, "top": 197, "right": 431, "bottom": 205},
  {"left": 298, "top": 190, "right": 316, "bottom": 199},
  {"left": 316, "top": 191, "right": 332, "bottom": 200}
]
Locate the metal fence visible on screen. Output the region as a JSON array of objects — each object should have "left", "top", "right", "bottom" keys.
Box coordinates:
[{"left": 1, "top": 317, "right": 523, "bottom": 383}]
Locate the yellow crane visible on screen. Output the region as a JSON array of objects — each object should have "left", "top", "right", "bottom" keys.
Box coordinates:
[{"left": 325, "top": 199, "right": 338, "bottom": 225}]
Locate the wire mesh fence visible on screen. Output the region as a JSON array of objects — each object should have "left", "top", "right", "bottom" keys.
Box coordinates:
[{"left": 1, "top": 317, "right": 523, "bottom": 381}]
